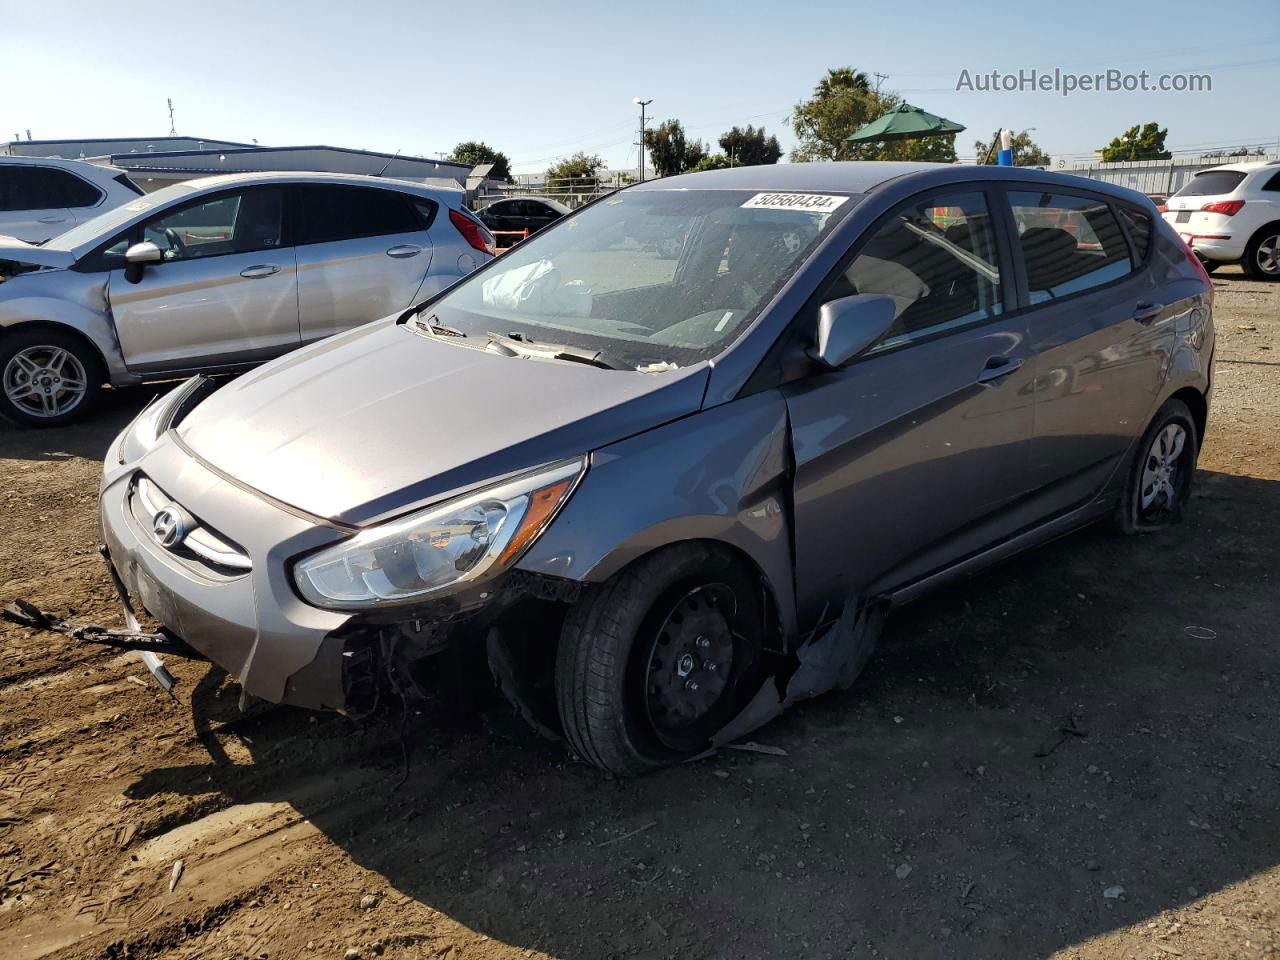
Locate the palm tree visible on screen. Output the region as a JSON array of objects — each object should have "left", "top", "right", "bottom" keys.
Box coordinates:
[{"left": 815, "top": 67, "right": 872, "bottom": 99}]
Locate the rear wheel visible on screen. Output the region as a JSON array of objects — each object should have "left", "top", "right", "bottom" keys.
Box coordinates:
[
  {"left": 1114, "top": 398, "right": 1199, "bottom": 534},
  {"left": 555, "top": 543, "right": 764, "bottom": 776},
  {"left": 1243, "top": 226, "right": 1280, "bottom": 281},
  {"left": 0, "top": 328, "right": 103, "bottom": 427}
]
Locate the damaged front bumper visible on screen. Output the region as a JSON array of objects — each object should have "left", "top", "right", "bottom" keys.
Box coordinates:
[
  {"left": 101, "top": 430, "right": 356, "bottom": 710},
  {"left": 99, "top": 428, "right": 581, "bottom": 714}
]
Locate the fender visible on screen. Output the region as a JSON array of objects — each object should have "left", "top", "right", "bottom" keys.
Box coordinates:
[
  {"left": 0, "top": 270, "right": 134, "bottom": 384},
  {"left": 516, "top": 390, "right": 799, "bottom": 643},
  {"left": 1163, "top": 295, "right": 1215, "bottom": 403}
]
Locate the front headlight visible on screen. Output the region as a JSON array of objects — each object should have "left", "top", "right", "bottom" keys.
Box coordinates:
[{"left": 293, "top": 457, "right": 585, "bottom": 610}]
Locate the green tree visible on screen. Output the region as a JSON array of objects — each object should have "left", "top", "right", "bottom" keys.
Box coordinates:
[
  {"left": 973, "top": 130, "right": 1050, "bottom": 166},
  {"left": 790, "top": 67, "right": 889, "bottom": 161},
  {"left": 718, "top": 125, "right": 782, "bottom": 166},
  {"left": 1100, "top": 123, "right": 1171, "bottom": 162},
  {"left": 545, "top": 152, "right": 604, "bottom": 188},
  {"left": 448, "top": 141, "right": 512, "bottom": 181},
  {"left": 691, "top": 153, "right": 733, "bottom": 172},
  {"left": 643, "top": 120, "right": 706, "bottom": 177},
  {"left": 900, "top": 134, "right": 958, "bottom": 163}
]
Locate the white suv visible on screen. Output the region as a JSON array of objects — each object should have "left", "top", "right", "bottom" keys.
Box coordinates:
[
  {"left": 1162, "top": 159, "right": 1280, "bottom": 280},
  {"left": 0, "top": 156, "right": 144, "bottom": 244}
]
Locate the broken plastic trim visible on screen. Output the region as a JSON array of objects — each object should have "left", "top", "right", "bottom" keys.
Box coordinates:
[
  {"left": 2, "top": 598, "right": 206, "bottom": 699},
  {"left": 710, "top": 598, "right": 888, "bottom": 747}
]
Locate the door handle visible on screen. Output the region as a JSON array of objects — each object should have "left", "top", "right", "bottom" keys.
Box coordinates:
[
  {"left": 239, "top": 264, "right": 281, "bottom": 279},
  {"left": 976, "top": 355, "right": 1024, "bottom": 385},
  {"left": 1133, "top": 301, "right": 1164, "bottom": 325},
  {"left": 386, "top": 244, "right": 422, "bottom": 259},
  {"left": 37, "top": 216, "right": 66, "bottom": 224}
]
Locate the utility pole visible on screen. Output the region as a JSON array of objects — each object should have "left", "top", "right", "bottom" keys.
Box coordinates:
[
  {"left": 633, "top": 97, "right": 653, "bottom": 182},
  {"left": 873, "top": 72, "right": 889, "bottom": 107},
  {"left": 167, "top": 98, "right": 177, "bottom": 136}
]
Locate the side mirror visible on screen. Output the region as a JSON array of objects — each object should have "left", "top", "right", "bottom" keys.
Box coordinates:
[
  {"left": 124, "top": 241, "right": 162, "bottom": 284},
  {"left": 811, "top": 294, "right": 898, "bottom": 368}
]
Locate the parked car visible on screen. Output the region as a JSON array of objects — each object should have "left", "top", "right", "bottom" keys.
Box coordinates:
[
  {"left": 1146, "top": 193, "right": 1169, "bottom": 213},
  {"left": 97, "top": 162, "right": 1213, "bottom": 777},
  {"left": 0, "top": 155, "right": 143, "bottom": 244},
  {"left": 1162, "top": 159, "right": 1280, "bottom": 279},
  {"left": 477, "top": 196, "right": 569, "bottom": 240},
  {"left": 0, "top": 171, "right": 494, "bottom": 425}
]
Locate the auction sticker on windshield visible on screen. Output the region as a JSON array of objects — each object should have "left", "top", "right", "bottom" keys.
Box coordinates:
[{"left": 741, "top": 193, "right": 849, "bottom": 213}]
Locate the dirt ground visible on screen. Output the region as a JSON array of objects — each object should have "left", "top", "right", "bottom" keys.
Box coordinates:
[{"left": 1, "top": 266, "right": 1277, "bottom": 960}]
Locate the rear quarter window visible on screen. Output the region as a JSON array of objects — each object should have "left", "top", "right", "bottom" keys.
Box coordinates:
[{"left": 1117, "top": 206, "right": 1154, "bottom": 264}]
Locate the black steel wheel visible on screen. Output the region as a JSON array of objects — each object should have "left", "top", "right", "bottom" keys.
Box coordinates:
[{"left": 556, "top": 543, "right": 764, "bottom": 776}]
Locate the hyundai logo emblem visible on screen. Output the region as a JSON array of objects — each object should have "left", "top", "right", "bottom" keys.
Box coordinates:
[{"left": 152, "top": 507, "right": 187, "bottom": 549}]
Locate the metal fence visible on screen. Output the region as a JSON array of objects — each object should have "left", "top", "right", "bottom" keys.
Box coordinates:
[
  {"left": 470, "top": 174, "right": 634, "bottom": 212},
  {"left": 1049, "top": 153, "right": 1280, "bottom": 195}
]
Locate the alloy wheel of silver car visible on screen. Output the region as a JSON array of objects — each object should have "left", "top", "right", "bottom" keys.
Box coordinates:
[
  {"left": 1255, "top": 233, "right": 1280, "bottom": 277},
  {"left": 3, "top": 345, "right": 89, "bottom": 419},
  {"left": 1138, "top": 422, "right": 1187, "bottom": 517}
]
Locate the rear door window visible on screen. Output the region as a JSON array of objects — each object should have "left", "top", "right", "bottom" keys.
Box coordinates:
[
  {"left": 49, "top": 170, "right": 103, "bottom": 208},
  {"left": 296, "top": 185, "right": 422, "bottom": 244},
  {"left": 0, "top": 166, "right": 74, "bottom": 210},
  {"left": 1261, "top": 171, "right": 1280, "bottom": 192},
  {"left": 1174, "top": 171, "right": 1247, "bottom": 197},
  {"left": 1009, "top": 191, "right": 1131, "bottom": 302}
]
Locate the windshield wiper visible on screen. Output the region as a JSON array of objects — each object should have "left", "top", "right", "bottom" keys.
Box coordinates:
[
  {"left": 412, "top": 313, "right": 468, "bottom": 340},
  {"left": 484, "top": 331, "right": 630, "bottom": 371}
]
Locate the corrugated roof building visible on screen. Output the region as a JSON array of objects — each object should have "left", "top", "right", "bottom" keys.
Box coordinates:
[{"left": 0, "top": 138, "right": 474, "bottom": 191}]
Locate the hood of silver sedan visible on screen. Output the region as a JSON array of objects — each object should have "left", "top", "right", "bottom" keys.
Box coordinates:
[
  {"left": 177, "top": 319, "right": 709, "bottom": 525},
  {"left": 0, "top": 236, "right": 76, "bottom": 269}
]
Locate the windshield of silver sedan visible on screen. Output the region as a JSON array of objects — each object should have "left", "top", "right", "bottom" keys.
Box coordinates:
[{"left": 425, "top": 189, "right": 859, "bottom": 370}]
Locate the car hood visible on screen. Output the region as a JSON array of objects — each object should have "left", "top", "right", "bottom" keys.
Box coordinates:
[
  {"left": 0, "top": 236, "right": 76, "bottom": 269},
  {"left": 177, "top": 318, "right": 710, "bottom": 526}
]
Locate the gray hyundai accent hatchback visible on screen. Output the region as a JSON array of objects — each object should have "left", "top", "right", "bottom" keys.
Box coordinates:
[{"left": 99, "top": 162, "right": 1214, "bottom": 776}]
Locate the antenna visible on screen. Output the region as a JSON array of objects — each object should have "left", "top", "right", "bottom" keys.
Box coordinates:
[
  {"left": 167, "top": 98, "right": 177, "bottom": 137},
  {"left": 374, "top": 148, "right": 401, "bottom": 177}
]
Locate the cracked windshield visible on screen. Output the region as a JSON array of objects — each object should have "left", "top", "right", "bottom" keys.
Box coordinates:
[{"left": 429, "top": 189, "right": 857, "bottom": 370}]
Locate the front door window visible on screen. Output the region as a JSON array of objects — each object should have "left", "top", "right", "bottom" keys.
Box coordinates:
[{"left": 145, "top": 188, "right": 284, "bottom": 261}]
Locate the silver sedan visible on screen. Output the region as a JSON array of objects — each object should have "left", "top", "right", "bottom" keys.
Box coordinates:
[{"left": 0, "top": 171, "right": 494, "bottom": 425}]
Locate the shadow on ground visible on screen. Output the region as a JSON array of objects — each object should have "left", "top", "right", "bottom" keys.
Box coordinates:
[
  {"left": 1, "top": 385, "right": 161, "bottom": 461},
  {"left": 123, "top": 469, "right": 1280, "bottom": 958}
]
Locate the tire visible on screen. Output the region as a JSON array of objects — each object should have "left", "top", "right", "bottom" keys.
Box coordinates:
[
  {"left": 0, "top": 328, "right": 103, "bottom": 427},
  {"left": 1114, "top": 398, "right": 1199, "bottom": 535},
  {"left": 1242, "top": 225, "right": 1280, "bottom": 281},
  {"left": 555, "top": 543, "right": 765, "bottom": 777}
]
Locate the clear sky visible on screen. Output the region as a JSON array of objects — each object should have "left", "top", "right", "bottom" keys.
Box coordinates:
[{"left": 4, "top": 0, "right": 1277, "bottom": 173}]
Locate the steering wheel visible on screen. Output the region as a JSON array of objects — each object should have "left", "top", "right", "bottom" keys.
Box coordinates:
[{"left": 162, "top": 226, "right": 186, "bottom": 259}]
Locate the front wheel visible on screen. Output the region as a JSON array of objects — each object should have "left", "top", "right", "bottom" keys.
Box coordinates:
[
  {"left": 555, "top": 543, "right": 764, "bottom": 776},
  {"left": 1114, "top": 398, "right": 1199, "bottom": 534},
  {"left": 0, "top": 329, "right": 103, "bottom": 427}
]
